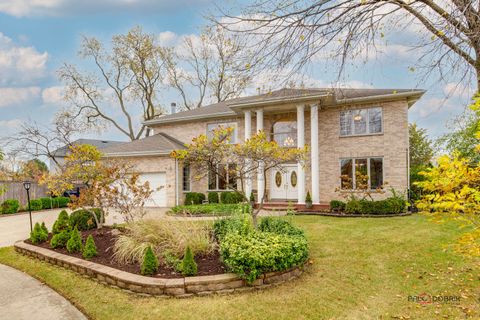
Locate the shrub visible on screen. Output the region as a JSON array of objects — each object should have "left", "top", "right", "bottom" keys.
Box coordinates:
[
  {"left": 83, "top": 235, "right": 97, "bottom": 259},
  {"left": 52, "top": 210, "right": 70, "bottom": 234},
  {"left": 213, "top": 214, "right": 253, "bottom": 241},
  {"left": 1, "top": 199, "right": 19, "bottom": 214},
  {"left": 141, "top": 246, "right": 159, "bottom": 276},
  {"left": 259, "top": 217, "right": 305, "bottom": 237},
  {"left": 56, "top": 197, "right": 70, "bottom": 208},
  {"left": 180, "top": 246, "right": 198, "bottom": 276},
  {"left": 249, "top": 192, "right": 255, "bottom": 202},
  {"left": 69, "top": 208, "right": 103, "bottom": 231},
  {"left": 30, "top": 222, "right": 48, "bottom": 244},
  {"left": 113, "top": 219, "right": 214, "bottom": 264},
  {"left": 220, "top": 231, "right": 309, "bottom": 283},
  {"left": 28, "top": 199, "right": 43, "bottom": 211},
  {"left": 50, "top": 230, "right": 71, "bottom": 248},
  {"left": 41, "top": 222, "right": 48, "bottom": 235},
  {"left": 39, "top": 197, "right": 54, "bottom": 210},
  {"left": 184, "top": 192, "right": 205, "bottom": 205},
  {"left": 330, "top": 200, "right": 346, "bottom": 211},
  {"left": 344, "top": 196, "right": 406, "bottom": 215},
  {"left": 345, "top": 198, "right": 362, "bottom": 214},
  {"left": 170, "top": 203, "right": 243, "bottom": 216},
  {"left": 207, "top": 192, "right": 219, "bottom": 204},
  {"left": 220, "top": 191, "right": 244, "bottom": 204},
  {"left": 305, "top": 191, "right": 312, "bottom": 203},
  {"left": 66, "top": 226, "right": 83, "bottom": 253}
]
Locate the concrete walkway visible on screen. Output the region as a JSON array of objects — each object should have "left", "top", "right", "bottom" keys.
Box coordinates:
[{"left": 0, "top": 264, "right": 86, "bottom": 320}]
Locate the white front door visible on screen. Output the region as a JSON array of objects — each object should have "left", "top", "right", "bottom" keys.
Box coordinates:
[{"left": 270, "top": 164, "right": 298, "bottom": 200}]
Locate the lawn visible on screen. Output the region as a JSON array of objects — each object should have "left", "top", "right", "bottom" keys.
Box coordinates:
[{"left": 0, "top": 215, "right": 478, "bottom": 319}]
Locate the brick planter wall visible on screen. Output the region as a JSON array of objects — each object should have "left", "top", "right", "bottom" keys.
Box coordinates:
[{"left": 14, "top": 241, "right": 305, "bottom": 298}]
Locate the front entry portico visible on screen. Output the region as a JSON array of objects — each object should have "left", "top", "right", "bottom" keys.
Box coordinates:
[{"left": 270, "top": 164, "right": 298, "bottom": 201}]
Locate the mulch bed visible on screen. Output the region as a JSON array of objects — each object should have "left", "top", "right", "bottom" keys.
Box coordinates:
[
  {"left": 295, "top": 211, "right": 413, "bottom": 218},
  {"left": 26, "top": 227, "right": 227, "bottom": 278}
]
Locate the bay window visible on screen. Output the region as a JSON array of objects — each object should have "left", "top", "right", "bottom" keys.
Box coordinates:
[
  {"left": 340, "top": 157, "right": 383, "bottom": 190},
  {"left": 340, "top": 107, "right": 382, "bottom": 136}
]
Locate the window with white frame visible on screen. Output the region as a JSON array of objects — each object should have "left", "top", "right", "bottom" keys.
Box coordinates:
[
  {"left": 340, "top": 157, "right": 383, "bottom": 190},
  {"left": 208, "top": 164, "right": 237, "bottom": 190},
  {"left": 182, "top": 165, "right": 191, "bottom": 192},
  {"left": 207, "top": 122, "right": 238, "bottom": 143},
  {"left": 340, "top": 107, "right": 382, "bottom": 136}
]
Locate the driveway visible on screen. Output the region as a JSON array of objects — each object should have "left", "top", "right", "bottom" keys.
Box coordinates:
[{"left": 0, "top": 264, "right": 86, "bottom": 320}]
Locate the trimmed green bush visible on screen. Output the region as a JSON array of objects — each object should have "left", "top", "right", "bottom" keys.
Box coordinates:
[
  {"left": 66, "top": 226, "right": 82, "bottom": 253},
  {"left": 30, "top": 222, "right": 48, "bottom": 244},
  {"left": 39, "top": 197, "right": 54, "bottom": 210},
  {"left": 28, "top": 199, "right": 43, "bottom": 211},
  {"left": 330, "top": 200, "right": 346, "bottom": 211},
  {"left": 52, "top": 210, "right": 70, "bottom": 234},
  {"left": 213, "top": 215, "right": 253, "bottom": 241},
  {"left": 170, "top": 203, "right": 243, "bottom": 216},
  {"left": 220, "top": 191, "right": 244, "bottom": 204},
  {"left": 56, "top": 197, "right": 70, "bottom": 208},
  {"left": 69, "top": 208, "right": 103, "bottom": 231},
  {"left": 82, "top": 235, "right": 97, "bottom": 259},
  {"left": 184, "top": 192, "right": 205, "bottom": 205},
  {"left": 180, "top": 246, "right": 197, "bottom": 276},
  {"left": 41, "top": 222, "right": 48, "bottom": 235},
  {"left": 305, "top": 191, "right": 312, "bottom": 203},
  {"left": 220, "top": 231, "right": 309, "bottom": 283},
  {"left": 141, "top": 246, "right": 159, "bottom": 276},
  {"left": 249, "top": 192, "right": 255, "bottom": 202},
  {"left": 50, "top": 230, "right": 71, "bottom": 248},
  {"left": 345, "top": 198, "right": 362, "bottom": 214},
  {"left": 207, "top": 192, "right": 219, "bottom": 204},
  {"left": 259, "top": 217, "right": 305, "bottom": 237},
  {"left": 345, "top": 196, "right": 406, "bottom": 215},
  {"left": 1, "top": 199, "right": 19, "bottom": 214}
]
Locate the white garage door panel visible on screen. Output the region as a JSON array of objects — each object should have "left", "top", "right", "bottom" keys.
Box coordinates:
[{"left": 139, "top": 172, "right": 167, "bottom": 207}]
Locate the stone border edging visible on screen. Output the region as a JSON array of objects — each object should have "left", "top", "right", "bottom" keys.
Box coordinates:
[
  {"left": 14, "top": 241, "right": 304, "bottom": 298},
  {"left": 296, "top": 212, "right": 413, "bottom": 218}
]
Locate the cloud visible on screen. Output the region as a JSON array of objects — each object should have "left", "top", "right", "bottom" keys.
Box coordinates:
[
  {"left": 0, "top": 0, "right": 210, "bottom": 17},
  {"left": 42, "top": 86, "right": 64, "bottom": 105},
  {"left": 158, "top": 31, "right": 178, "bottom": 47},
  {"left": 0, "top": 32, "right": 48, "bottom": 85},
  {"left": 0, "top": 87, "right": 41, "bottom": 108},
  {"left": 0, "top": 118, "right": 23, "bottom": 129}
]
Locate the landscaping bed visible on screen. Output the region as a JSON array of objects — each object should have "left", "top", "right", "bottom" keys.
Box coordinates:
[
  {"left": 26, "top": 227, "right": 227, "bottom": 278},
  {"left": 296, "top": 211, "right": 413, "bottom": 218}
]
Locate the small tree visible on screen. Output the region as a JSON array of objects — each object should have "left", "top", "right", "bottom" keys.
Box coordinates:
[
  {"left": 66, "top": 226, "right": 83, "bottom": 253},
  {"left": 141, "top": 246, "right": 159, "bottom": 276},
  {"left": 42, "top": 144, "right": 154, "bottom": 228},
  {"left": 180, "top": 246, "right": 198, "bottom": 276},
  {"left": 172, "top": 127, "right": 308, "bottom": 227},
  {"left": 83, "top": 235, "right": 98, "bottom": 259}
]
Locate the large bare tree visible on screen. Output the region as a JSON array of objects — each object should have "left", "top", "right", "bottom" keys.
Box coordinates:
[
  {"left": 166, "top": 26, "right": 254, "bottom": 110},
  {"left": 59, "top": 26, "right": 169, "bottom": 140},
  {"left": 213, "top": 0, "right": 480, "bottom": 91}
]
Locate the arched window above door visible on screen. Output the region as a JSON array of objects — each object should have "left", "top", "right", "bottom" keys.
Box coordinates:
[{"left": 272, "top": 120, "right": 297, "bottom": 147}]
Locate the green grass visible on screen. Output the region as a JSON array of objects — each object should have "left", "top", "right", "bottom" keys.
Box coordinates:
[{"left": 1, "top": 215, "right": 479, "bottom": 319}]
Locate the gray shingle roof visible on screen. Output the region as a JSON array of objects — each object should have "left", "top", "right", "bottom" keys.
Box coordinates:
[
  {"left": 53, "top": 139, "right": 125, "bottom": 157},
  {"left": 101, "top": 132, "right": 185, "bottom": 157},
  {"left": 144, "top": 87, "right": 424, "bottom": 125}
]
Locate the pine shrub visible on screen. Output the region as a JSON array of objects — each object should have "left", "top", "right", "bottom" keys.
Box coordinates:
[
  {"left": 41, "top": 222, "right": 49, "bottom": 235},
  {"left": 180, "top": 246, "right": 197, "bottom": 276},
  {"left": 140, "top": 246, "right": 159, "bottom": 276},
  {"left": 52, "top": 210, "right": 70, "bottom": 234},
  {"left": 50, "top": 230, "right": 71, "bottom": 248},
  {"left": 82, "top": 235, "right": 97, "bottom": 259},
  {"left": 66, "top": 226, "right": 82, "bottom": 253},
  {"left": 30, "top": 222, "right": 48, "bottom": 244}
]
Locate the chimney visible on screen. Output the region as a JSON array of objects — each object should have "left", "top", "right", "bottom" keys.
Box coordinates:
[{"left": 170, "top": 102, "right": 177, "bottom": 114}]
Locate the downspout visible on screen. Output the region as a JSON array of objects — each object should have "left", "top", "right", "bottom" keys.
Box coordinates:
[{"left": 175, "top": 159, "right": 179, "bottom": 206}]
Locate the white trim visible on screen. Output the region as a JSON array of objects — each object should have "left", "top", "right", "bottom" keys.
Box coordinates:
[
  {"left": 228, "top": 92, "right": 332, "bottom": 109},
  {"left": 296, "top": 104, "right": 305, "bottom": 204},
  {"left": 103, "top": 151, "right": 171, "bottom": 158},
  {"left": 144, "top": 111, "right": 235, "bottom": 125},
  {"left": 310, "top": 104, "right": 320, "bottom": 204},
  {"left": 339, "top": 106, "right": 383, "bottom": 137}
]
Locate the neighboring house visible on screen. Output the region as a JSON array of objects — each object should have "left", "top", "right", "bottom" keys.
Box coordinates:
[
  {"left": 101, "top": 88, "right": 425, "bottom": 208},
  {"left": 50, "top": 139, "right": 125, "bottom": 173}
]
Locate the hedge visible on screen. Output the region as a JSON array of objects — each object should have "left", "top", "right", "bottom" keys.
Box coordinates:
[
  {"left": 28, "top": 199, "right": 43, "bottom": 211},
  {"left": 170, "top": 203, "right": 244, "bottom": 216},
  {"left": 1, "top": 199, "right": 20, "bottom": 214},
  {"left": 220, "top": 191, "right": 245, "bottom": 204},
  {"left": 207, "top": 192, "right": 219, "bottom": 204},
  {"left": 184, "top": 192, "right": 205, "bottom": 205},
  {"left": 259, "top": 217, "right": 305, "bottom": 237},
  {"left": 344, "top": 196, "right": 406, "bottom": 215},
  {"left": 330, "top": 200, "right": 346, "bottom": 211}
]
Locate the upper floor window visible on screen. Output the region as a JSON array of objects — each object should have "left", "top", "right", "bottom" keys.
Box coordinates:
[
  {"left": 272, "top": 120, "right": 297, "bottom": 147},
  {"left": 207, "top": 122, "right": 238, "bottom": 144},
  {"left": 340, "top": 107, "right": 382, "bottom": 136}
]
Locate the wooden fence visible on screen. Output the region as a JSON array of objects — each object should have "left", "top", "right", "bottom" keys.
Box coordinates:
[{"left": 0, "top": 181, "right": 49, "bottom": 205}]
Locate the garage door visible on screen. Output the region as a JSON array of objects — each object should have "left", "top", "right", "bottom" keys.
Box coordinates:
[{"left": 138, "top": 172, "right": 167, "bottom": 207}]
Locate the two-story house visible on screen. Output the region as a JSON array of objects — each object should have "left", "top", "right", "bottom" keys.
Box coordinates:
[{"left": 101, "top": 88, "right": 425, "bottom": 208}]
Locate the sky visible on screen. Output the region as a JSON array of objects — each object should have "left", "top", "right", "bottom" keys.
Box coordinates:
[{"left": 0, "top": 0, "right": 475, "bottom": 146}]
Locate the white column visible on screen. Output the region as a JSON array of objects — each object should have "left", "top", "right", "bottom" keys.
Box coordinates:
[
  {"left": 310, "top": 104, "right": 320, "bottom": 204},
  {"left": 256, "top": 109, "right": 265, "bottom": 203},
  {"left": 244, "top": 110, "right": 252, "bottom": 198},
  {"left": 296, "top": 105, "right": 305, "bottom": 204}
]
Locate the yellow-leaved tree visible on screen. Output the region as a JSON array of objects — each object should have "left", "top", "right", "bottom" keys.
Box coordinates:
[{"left": 416, "top": 95, "right": 480, "bottom": 257}]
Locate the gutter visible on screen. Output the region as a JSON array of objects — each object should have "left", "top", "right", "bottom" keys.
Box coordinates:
[
  {"left": 334, "top": 91, "right": 426, "bottom": 108},
  {"left": 227, "top": 92, "right": 332, "bottom": 109},
  {"left": 102, "top": 151, "right": 172, "bottom": 158},
  {"left": 144, "top": 111, "right": 235, "bottom": 126}
]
